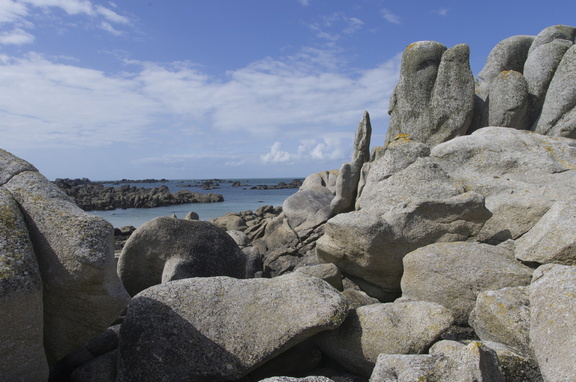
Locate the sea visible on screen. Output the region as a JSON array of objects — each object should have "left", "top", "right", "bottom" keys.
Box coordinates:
[{"left": 89, "top": 178, "right": 302, "bottom": 228}]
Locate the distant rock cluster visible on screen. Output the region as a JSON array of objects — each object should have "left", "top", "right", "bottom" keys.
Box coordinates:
[
  {"left": 2, "top": 24, "right": 576, "bottom": 382},
  {"left": 249, "top": 179, "right": 304, "bottom": 190},
  {"left": 54, "top": 178, "right": 223, "bottom": 211}
]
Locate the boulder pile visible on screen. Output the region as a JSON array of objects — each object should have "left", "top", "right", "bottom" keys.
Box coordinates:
[{"left": 2, "top": 24, "right": 576, "bottom": 381}]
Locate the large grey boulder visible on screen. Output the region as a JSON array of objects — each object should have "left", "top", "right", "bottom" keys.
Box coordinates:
[
  {"left": 318, "top": 153, "right": 490, "bottom": 299},
  {"left": 315, "top": 301, "right": 454, "bottom": 377},
  {"left": 401, "top": 242, "right": 533, "bottom": 324},
  {"left": 469, "top": 286, "right": 532, "bottom": 356},
  {"left": 0, "top": 188, "right": 48, "bottom": 381},
  {"left": 283, "top": 171, "right": 337, "bottom": 236},
  {"left": 515, "top": 201, "right": 576, "bottom": 265},
  {"left": 431, "top": 126, "right": 576, "bottom": 243},
  {"left": 524, "top": 39, "right": 572, "bottom": 127},
  {"left": 295, "top": 263, "right": 343, "bottom": 291},
  {"left": 0, "top": 148, "right": 38, "bottom": 184},
  {"left": 535, "top": 44, "right": 576, "bottom": 138},
  {"left": 529, "top": 264, "right": 576, "bottom": 381},
  {"left": 117, "top": 217, "right": 246, "bottom": 296},
  {"left": 385, "top": 42, "right": 474, "bottom": 148},
  {"left": 482, "top": 341, "right": 542, "bottom": 382},
  {"left": 428, "top": 340, "right": 505, "bottom": 381},
  {"left": 369, "top": 354, "right": 441, "bottom": 382},
  {"left": 4, "top": 170, "right": 129, "bottom": 363},
  {"left": 477, "top": 35, "right": 535, "bottom": 98},
  {"left": 355, "top": 136, "right": 430, "bottom": 208},
  {"left": 117, "top": 273, "right": 348, "bottom": 381},
  {"left": 370, "top": 340, "right": 505, "bottom": 381},
  {"left": 528, "top": 24, "right": 576, "bottom": 56},
  {"left": 484, "top": 70, "right": 529, "bottom": 129}
]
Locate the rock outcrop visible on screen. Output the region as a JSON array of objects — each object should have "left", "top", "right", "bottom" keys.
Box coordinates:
[
  {"left": 385, "top": 42, "right": 475, "bottom": 147},
  {"left": 5, "top": 23, "right": 576, "bottom": 381},
  {"left": 0, "top": 149, "right": 129, "bottom": 379}
]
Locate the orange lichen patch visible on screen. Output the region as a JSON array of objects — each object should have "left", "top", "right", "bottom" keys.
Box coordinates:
[
  {"left": 394, "top": 134, "right": 413, "bottom": 142},
  {"left": 407, "top": 42, "right": 418, "bottom": 49}
]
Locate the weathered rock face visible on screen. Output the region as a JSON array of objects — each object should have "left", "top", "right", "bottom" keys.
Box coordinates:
[
  {"left": 534, "top": 44, "right": 576, "bottom": 137},
  {"left": 469, "top": 286, "right": 532, "bottom": 356},
  {"left": 4, "top": 171, "right": 130, "bottom": 363},
  {"left": 0, "top": 187, "right": 48, "bottom": 381},
  {"left": 515, "top": 201, "right": 576, "bottom": 265},
  {"left": 524, "top": 39, "right": 572, "bottom": 127},
  {"left": 369, "top": 340, "right": 508, "bottom": 382},
  {"left": 428, "top": 340, "right": 505, "bottom": 382},
  {"left": 401, "top": 242, "right": 533, "bottom": 324},
  {"left": 473, "top": 25, "right": 576, "bottom": 135},
  {"left": 0, "top": 149, "right": 130, "bottom": 367},
  {"left": 386, "top": 42, "right": 474, "bottom": 148},
  {"left": 529, "top": 264, "right": 576, "bottom": 382},
  {"left": 431, "top": 126, "right": 576, "bottom": 243},
  {"left": 315, "top": 301, "right": 454, "bottom": 377},
  {"left": 117, "top": 273, "right": 349, "bottom": 381},
  {"left": 118, "top": 216, "right": 246, "bottom": 296},
  {"left": 317, "top": 138, "right": 491, "bottom": 299},
  {"left": 484, "top": 70, "right": 529, "bottom": 129}
]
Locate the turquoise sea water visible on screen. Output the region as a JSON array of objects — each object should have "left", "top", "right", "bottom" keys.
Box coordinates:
[{"left": 89, "top": 178, "right": 301, "bottom": 228}]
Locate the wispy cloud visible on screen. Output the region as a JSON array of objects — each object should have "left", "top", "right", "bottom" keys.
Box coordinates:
[
  {"left": 0, "top": 49, "right": 401, "bottom": 165},
  {"left": 0, "top": 0, "right": 28, "bottom": 24},
  {"left": 297, "top": 0, "right": 311, "bottom": 6},
  {"left": 0, "top": 0, "right": 132, "bottom": 44},
  {"left": 0, "top": 27, "right": 34, "bottom": 44},
  {"left": 381, "top": 8, "right": 401, "bottom": 24},
  {"left": 307, "top": 12, "right": 364, "bottom": 43},
  {"left": 433, "top": 8, "right": 449, "bottom": 16},
  {"left": 261, "top": 136, "right": 350, "bottom": 164}
]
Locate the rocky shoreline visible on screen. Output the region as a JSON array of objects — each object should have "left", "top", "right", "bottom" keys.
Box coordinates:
[
  {"left": 54, "top": 178, "right": 224, "bottom": 211},
  {"left": 2, "top": 24, "right": 576, "bottom": 382}
]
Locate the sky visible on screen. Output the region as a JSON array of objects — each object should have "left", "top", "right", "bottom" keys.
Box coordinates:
[{"left": 0, "top": 0, "right": 575, "bottom": 180}]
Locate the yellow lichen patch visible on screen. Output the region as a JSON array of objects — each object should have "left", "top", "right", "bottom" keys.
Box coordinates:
[
  {"left": 407, "top": 42, "right": 418, "bottom": 49},
  {"left": 394, "top": 134, "right": 413, "bottom": 142}
]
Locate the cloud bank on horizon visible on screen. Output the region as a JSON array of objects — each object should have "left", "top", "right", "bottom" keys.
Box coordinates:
[{"left": 0, "top": 0, "right": 573, "bottom": 180}]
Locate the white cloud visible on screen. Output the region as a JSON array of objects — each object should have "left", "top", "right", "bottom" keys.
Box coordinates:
[
  {"left": 297, "top": 0, "right": 311, "bottom": 6},
  {"left": 21, "top": 0, "right": 94, "bottom": 15},
  {"left": 0, "top": 0, "right": 132, "bottom": 43},
  {"left": 0, "top": 47, "right": 401, "bottom": 170},
  {"left": 381, "top": 8, "right": 401, "bottom": 24},
  {"left": 0, "top": 0, "right": 28, "bottom": 23},
  {"left": 100, "top": 20, "right": 121, "bottom": 35},
  {"left": 434, "top": 8, "right": 449, "bottom": 16},
  {"left": 0, "top": 27, "right": 34, "bottom": 44},
  {"left": 95, "top": 4, "right": 129, "bottom": 24},
  {"left": 307, "top": 12, "right": 364, "bottom": 43},
  {"left": 260, "top": 136, "right": 349, "bottom": 164}
]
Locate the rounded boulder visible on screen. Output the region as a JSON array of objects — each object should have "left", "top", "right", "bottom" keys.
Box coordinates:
[{"left": 118, "top": 217, "right": 246, "bottom": 296}]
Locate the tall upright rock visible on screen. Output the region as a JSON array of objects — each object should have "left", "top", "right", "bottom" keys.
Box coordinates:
[
  {"left": 385, "top": 42, "right": 474, "bottom": 148},
  {"left": 331, "top": 111, "right": 372, "bottom": 214}
]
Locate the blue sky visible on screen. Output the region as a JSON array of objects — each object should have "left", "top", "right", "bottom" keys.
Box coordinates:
[{"left": 0, "top": 0, "right": 574, "bottom": 180}]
